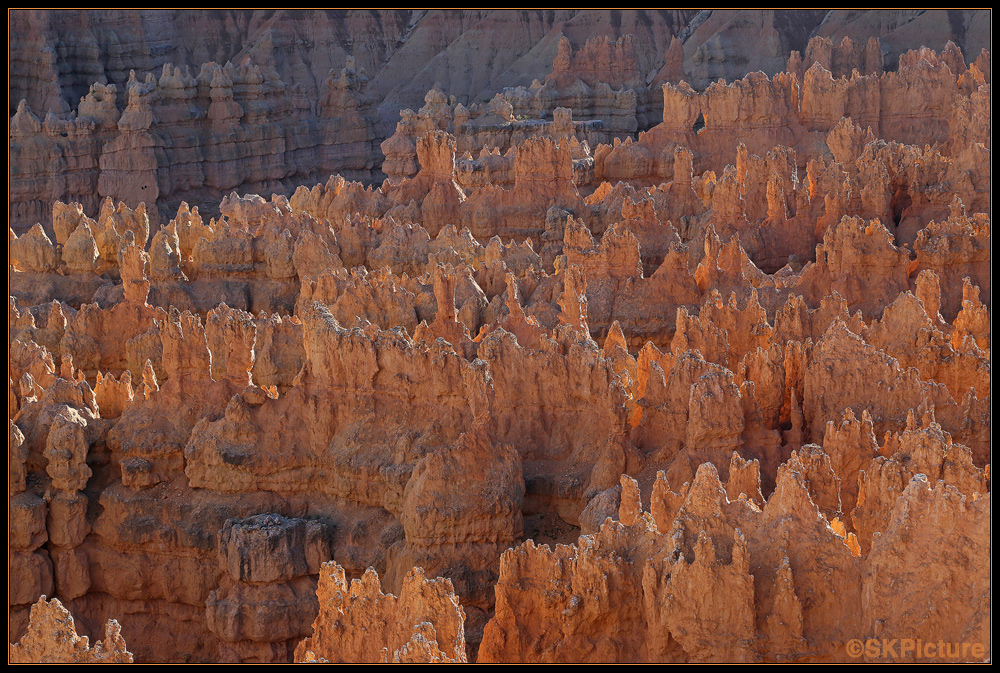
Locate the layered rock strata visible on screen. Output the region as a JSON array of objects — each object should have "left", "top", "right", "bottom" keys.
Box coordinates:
[{"left": 8, "top": 33, "right": 992, "bottom": 665}]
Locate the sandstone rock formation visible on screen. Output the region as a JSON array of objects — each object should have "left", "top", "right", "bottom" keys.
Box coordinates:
[
  {"left": 10, "top": 60, "right": 384, "bottom": 233},
  {"left": 480, "top": 463, "right": 988, "bottom": 663},
  {"left": 9, "top": 597, "right": 132, "bottom": 663},
  {"left": 294, "top": 561, "right": 467, "bottom": 663},
  {"left": 206, "top": 514, "right": 332, "bottom": 662},
  {"left": 7, "top": 13, "right": 992, "bottom": 665},
  {"left": 11, "top": 10, "right": 988, "bottom": 231}
]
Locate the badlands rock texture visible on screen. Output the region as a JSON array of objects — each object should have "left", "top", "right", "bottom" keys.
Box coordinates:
[
  {"left": 8, "top": 10, "right": 992, "bottom": 665},
  {"left": 9, "top": 9, "right": 990, "bottom": 231},
  {"left": 8, "top": 598, "right": 132, "bottom": 663}
]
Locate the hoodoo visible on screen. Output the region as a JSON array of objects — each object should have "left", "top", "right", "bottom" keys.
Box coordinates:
[{"left": 8, "top": 10, "right": 991, "bottom": 664}]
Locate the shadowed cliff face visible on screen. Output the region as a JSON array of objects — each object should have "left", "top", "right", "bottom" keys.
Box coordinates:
[
  {"left": 9, "top": 10, "right": 990, "bottom": 116},
  {"left": 8, "top": 9, "right": 988, "bottom": 233},
  {"left": 8, "top": 15, "right": 992, "bottom": 665}
]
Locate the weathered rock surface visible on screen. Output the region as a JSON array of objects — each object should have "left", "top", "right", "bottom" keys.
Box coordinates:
[
  {"left": 294, "top": 561, "right": 467, "bottom": 663},
  {"left": 7, "top": 13, "right": 992, "bottom": 665},
  {"left": 9, "top": 597, "right": 133, "bottom": 663}
]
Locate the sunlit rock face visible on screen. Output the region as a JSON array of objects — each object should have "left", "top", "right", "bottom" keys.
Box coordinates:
[{"left": 9, "top": 10, "right": 991, "bottom": 664}]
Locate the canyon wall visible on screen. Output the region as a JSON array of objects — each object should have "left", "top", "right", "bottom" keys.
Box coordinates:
[
  {"left": 8, "top": 18, "right": 992, "bottom": 666},
  {"left": 9, "top": 60, "right": 382, "bottom": 233},
  {"left": 10, "top": 10, "right": 989, "bottom": 232}
]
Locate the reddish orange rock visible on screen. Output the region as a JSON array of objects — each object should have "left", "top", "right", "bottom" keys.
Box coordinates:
[
  {"left": 9, "top": 597, "right": 133, "bottom": 663},
  {"left": 5, "top": 20, "right": 993, "bottom": 664},
  {"left": 294, "top": 561, "right": 467, "bottom": 663}
]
